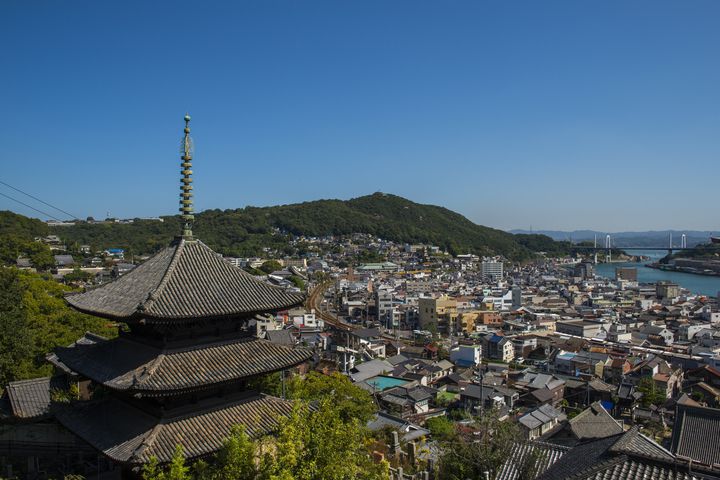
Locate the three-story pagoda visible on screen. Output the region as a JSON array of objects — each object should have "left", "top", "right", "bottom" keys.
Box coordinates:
[{"left": 51, "top": 115, "right": 312, "bottom": 469}]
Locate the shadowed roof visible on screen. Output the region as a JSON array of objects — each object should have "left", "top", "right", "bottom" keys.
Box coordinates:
[
  {"left": 4, "top": 376, "right": 67, "bottom": 419},
  {"left": 66, "top": 238, "right": 304, "bottom": 321},
  {"left": 671, "top": 403, "right": 720, "bottom": 467},
  {"left": 55, "top": 394, "right": 295, "bottom": 464},
  {"left": 52, "top": 334, "right": 312, "bottom": 394}
]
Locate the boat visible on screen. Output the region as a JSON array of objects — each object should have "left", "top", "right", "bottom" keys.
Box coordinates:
[{"left": 711, "top": 236, "right": 720, "bottom": 244}]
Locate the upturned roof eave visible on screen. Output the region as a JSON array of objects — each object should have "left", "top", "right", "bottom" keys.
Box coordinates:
[
  {"left": 65, "top": 294, "right": 306, "bottom": 323},
  {"left": 98, "top": 353, "right": 313, "bottom": 397}
]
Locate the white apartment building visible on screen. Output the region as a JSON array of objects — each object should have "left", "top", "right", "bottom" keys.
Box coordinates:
[{"left": 482, "top": 260, "right": 504, "bottom": 280}]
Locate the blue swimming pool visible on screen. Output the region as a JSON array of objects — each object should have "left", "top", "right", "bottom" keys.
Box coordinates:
[{"left": 365, "top": 375, "right": 409, "bottom": 391}]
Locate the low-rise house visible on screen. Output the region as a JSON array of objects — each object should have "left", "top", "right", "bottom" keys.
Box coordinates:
[
  {"left": 460, "top": 384, "right": 518, "bottom": 412},
  {"left": 636, "top": 324, "right": 675, "bottom": 346},
  {"left": 483, "top": 334, "right": 515, "bottom": 362},
  {"left": 54, "top": 255, "right": 75, "bottom": 268},
  {"left": 379, "top": 385, "right": 436, "bottom": 417},
  {"left": 366, "top": 412, "right": 430, "bottom": 442},
  {"left": 547, "top": 402, "right": 623, "bottom": 446},
  {"left": 563, "top": 378, "right": 615, "bottom": 409},
  {"left": 556, "top": 320, "right": 605, "bottom": 338},
  {"left": 518, "top": 404, "right": 566, "bottom": 440},
  {"left": 349, "top": 328, "right": 386, "bottom": 359},
  {"left": 349, "top": 359, "right": 393, "bottom": 383},
  {"left": 449, "top": 344, "right": 482, "bottom": 367},
  {"left": 511, "top": 372, "right": 566, "bottom": 407}
]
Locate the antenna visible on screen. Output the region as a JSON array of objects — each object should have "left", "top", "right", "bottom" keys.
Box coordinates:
[{"left": 180, "top": 114, "right": 194, "bottom": 239}]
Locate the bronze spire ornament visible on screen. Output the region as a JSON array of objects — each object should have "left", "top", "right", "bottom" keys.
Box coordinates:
[{"left": 180, "top": 114, "right": 194, "bottom": 238}]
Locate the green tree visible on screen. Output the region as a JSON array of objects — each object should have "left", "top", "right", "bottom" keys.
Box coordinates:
[
  {"left": 64, "top": 267, "right": 93, "bottom": 283},
  {"left": 288, "top": 275, "right": 306, "bottom": 290},
  {"left": 142, "top": 398, "right": 389, "bottom": 480},
  {"left": 247, "top": 371, "right": 283, "bottom": 397},
  {"left": 211, "top": 426, "right": 259, "bottom": 480},
  {"left": 260, "top": 260, "right": 282, "bottom": 274},
  {"left": 287, "top": 371, "right": 377, "bottom": 424},
  {"left": 436, "top": 410, "right": 520, "bottom": 480},
  {"left": 26, "top": 242, "right": 55, "bottom": 270},
  {"left": 0, "top": 269, "right": 117, "bottom": 384},
  {"left": 262, "top": 399, "right": 387, "bottom": 480},
  {"left": 142, "top": 446, "right": 191, "bottom": 480},
  {"left": 637, "top": 376, "right": 666, "bottom": 408},
  {"left": 0, "top": 268, "right": 33, "bottom": 385},
  {"left": 426, "top": 416, "right": 455, "bottom": 441}
]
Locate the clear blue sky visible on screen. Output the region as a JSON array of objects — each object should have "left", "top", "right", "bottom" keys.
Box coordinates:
[{"left": 1, "top": 1, "right": 718, "bottom": 232}]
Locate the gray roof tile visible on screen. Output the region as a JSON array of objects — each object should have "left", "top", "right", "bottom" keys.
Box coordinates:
[
  {"left": 4, "top": 376, "right": 67, "bottom": 419},
  {"left": 55, "top": 394, "right": 296, "bottom": 464},
  {"left": 671, "top": 404, "right": 720, "bottom": 467},
  {"left": 53, "top": 335, "right": 312, "bottom": 394},
  {"left": 66, "top": 239, "right": 304, "bottom": 321}
]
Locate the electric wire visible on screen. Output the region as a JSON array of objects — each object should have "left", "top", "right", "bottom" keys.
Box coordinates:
[
  {"left": 0, "top": 191, "right": 62, "bottom": 221},
  {"left": 0, "top": 179, "right": 80, "bottom": 219}
]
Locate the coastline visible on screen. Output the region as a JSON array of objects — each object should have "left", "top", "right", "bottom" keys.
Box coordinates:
[{"left": 646, "top": 262, "right": 720, "bottom": 278}]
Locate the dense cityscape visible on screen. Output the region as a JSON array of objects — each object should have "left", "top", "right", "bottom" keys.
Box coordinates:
[
  {"left": 3, "top": 2, "right": 720, "bottom": 479},
  {"left": 3, "top": 116, "right": 720, "bottom": 478}
]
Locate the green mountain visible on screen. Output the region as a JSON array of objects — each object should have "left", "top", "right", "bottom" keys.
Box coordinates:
[
  {"left": 1, "top": 193, "right": 568, "bottom": 260},
  {"left": 0, "top": 210, "right": 49, "bottom": 239}
]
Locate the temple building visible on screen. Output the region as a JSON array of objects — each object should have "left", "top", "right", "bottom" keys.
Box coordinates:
[{"left": 1, "top": 115, "right": 313, "bottom": 478}]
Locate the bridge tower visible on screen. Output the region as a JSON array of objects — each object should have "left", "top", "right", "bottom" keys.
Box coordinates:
[
  {"left": 605, "top": 234, "right": 612, "bottom": 263},
  {"left": 681, "top": 234, "right": 687, "bottom": 249},
  {"left": 593, "top": 234, "right": 598, "bottom": 264},
  {"left": 668, "top": 232, "right": 674, "bottom": 256}
]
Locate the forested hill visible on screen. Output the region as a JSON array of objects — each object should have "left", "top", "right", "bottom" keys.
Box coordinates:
[{"left": 2, "top": 193, "right": 570, "bottom": 260}]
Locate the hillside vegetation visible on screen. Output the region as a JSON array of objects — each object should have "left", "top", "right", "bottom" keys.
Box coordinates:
[
  {"left": 0, "top": 268, "right": 117, "bottom": 385},
  {"left": 2, "top": 193, "right": 569, "bottom": 260}
]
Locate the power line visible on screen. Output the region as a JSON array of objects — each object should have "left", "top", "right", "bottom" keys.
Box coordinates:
[
  {"left": 0, "top": 179, "right": 79, "bottom": 220},
  {"left": 0, "top": 191, "right": 62, "bottom": 221}
]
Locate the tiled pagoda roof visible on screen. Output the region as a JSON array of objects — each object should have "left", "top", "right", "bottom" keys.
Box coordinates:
[
  {"left": 55, "top": 394, "right": 295, "bottom": 464},
  {"left": 52, "top": 334, "right": 312, "bottom": 394},
  {"left": 66, "top": 238, "right": 304, "bottom": 321}
]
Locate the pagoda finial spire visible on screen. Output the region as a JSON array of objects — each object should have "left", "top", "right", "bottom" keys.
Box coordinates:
[{"left": 180, "top": 113, "right": 194, "bottom": 239}]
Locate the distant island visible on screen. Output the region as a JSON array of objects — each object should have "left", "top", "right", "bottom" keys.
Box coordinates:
[{"left": 647, "top": 243, "right": 720, "bottom": 277}]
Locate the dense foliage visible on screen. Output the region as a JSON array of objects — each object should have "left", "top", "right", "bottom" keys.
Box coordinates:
[
  {"left": 436, "top": 411, "right": 520, "bottom": 480},
  {"left": 24, "top": 193, "right": 566, "bottom": 260},
  {"left": 0, "top": 210, "right": 49, "bottom": 238},
  {"left": 0, "top": 268, "right": 33, "bottom": 386},
  {"left": 514, "top": 234, "right": 574, "bottom": 256},
  {"left": 667, "top": 242, "right": 720, "bottom": 261},
  {"left": 425, "top": 415, "right": 455, "bottom": 441},
  {"left": 0, "top": 268, "right": 117, "bottom": 385},
  {"left": 286, "top": 371, "right": 377, "bottom": 424},
  {"left": 142, "top": 374, "right": 388, "bottom": 480},
  {"left": 637, "top": 376, "right": 667, "bottom": 408}
]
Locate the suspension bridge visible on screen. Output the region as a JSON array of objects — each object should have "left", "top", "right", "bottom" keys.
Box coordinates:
[{"left": 570, "top": 233, "right": 693, "bottom": 263}]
